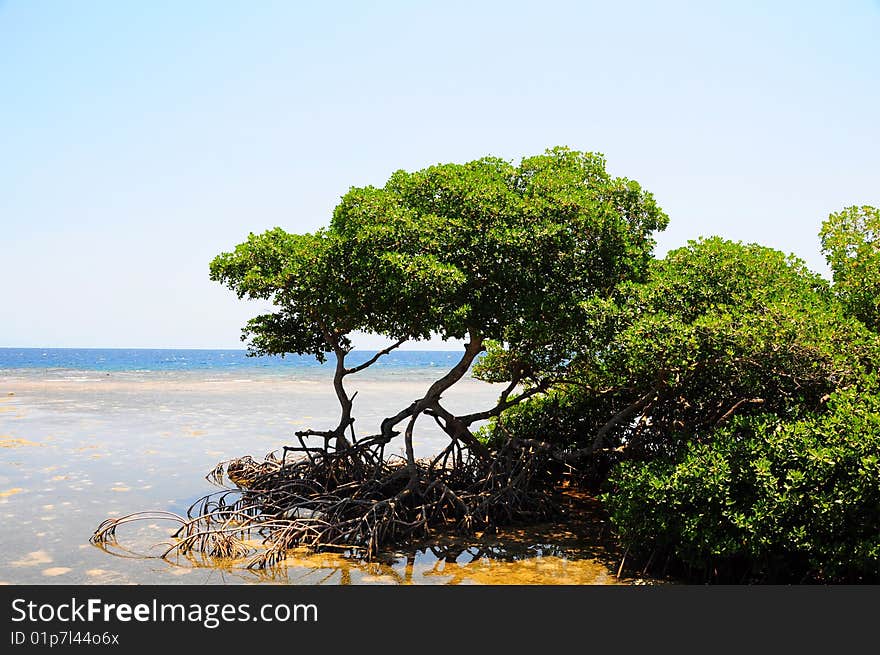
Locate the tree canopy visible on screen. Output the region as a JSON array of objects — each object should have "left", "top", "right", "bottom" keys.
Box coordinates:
[
  {"left": 332, "top": 149, "right": 667, "bottom": 342},
  {"left": 211, "top": 147, "right": 669, "bottom": 464},
  {"left": 820, "top": 205, "right": 880, "bottom": 332}
]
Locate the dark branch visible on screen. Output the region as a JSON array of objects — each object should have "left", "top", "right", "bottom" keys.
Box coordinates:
[
  {"left": 344, "top": 338, "right": 407, "bottom": 375},
  {"left": 381, "top": 401, "right": 418, "bottom": 441},
  {"left": 425, "top": 402, "right": 491, "bottom": 459},
  {"left": 458, "top": 380, "right": 550, "bottom": 425},
  {"left": 591, "top": 388, "right": 658, "bottom": 451},
  {"left": 294, "top": 429, "right": 337, "bottom": 439},
  {"left": 715, "top": 397, "right": 765, "bottom": 426}
]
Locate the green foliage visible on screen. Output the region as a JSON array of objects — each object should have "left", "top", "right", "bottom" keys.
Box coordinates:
[
  {"left": 820, "top": 205, "right": 880, "bottom": 332},
  {"left": 603, "top": 382, "right": 880, "bottom": 582},
  {"left": 333, "top": 147, "right": 668, "bottom": 350},
  {"left": 477, "top": 385, "right": 627, "bottom": 450},
  {"left": 211, "top": 147, "right": 668, "bottom": 376},
  {"left": 483, "top": 237, "right": 878, "bottom": 457},
  {"left": 210, "top": 229, "right": 341, "bottom": 360},
  {"left": 480, "top": 209, "right": 880, "bottom": 583},
  {"left": 209, "top": 226, "right": 448, "bottom": 360}
]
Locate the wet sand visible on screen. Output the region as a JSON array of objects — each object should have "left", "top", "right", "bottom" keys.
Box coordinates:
[{"left": 0, "top": 371, "right": 642, "bottom": 585}]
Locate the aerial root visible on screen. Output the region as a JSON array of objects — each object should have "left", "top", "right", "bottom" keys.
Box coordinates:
[{"left": 90, "top": 435, "right": 559, "bottom": 568}]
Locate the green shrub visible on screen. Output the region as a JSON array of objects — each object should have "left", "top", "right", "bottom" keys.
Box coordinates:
[
  {"left": 602, "top": 384, "right": 880, "bottom": 582},
  {"left": 481, "top": 238, "right": 878, "bottom": 460},
  {"left": 478, "top": 221, "right": 880, "bottom": 583}
]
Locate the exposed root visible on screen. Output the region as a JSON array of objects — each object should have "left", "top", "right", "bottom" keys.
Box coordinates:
[{"left": 91, "top": 436, "right": 559, "bottom": 568}]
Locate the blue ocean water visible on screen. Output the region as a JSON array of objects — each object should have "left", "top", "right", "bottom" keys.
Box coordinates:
[{"left": 0, "top": 347, "right": 466, "bottom": 375}]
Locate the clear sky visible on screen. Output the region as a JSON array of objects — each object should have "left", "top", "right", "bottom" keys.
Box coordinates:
[{"left": 1, "top": 1, "right": 878, "bottom": 350}]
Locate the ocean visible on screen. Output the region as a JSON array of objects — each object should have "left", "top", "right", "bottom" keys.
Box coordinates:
[{"left": 0, "top": 348, "right": 469, "bottom": 380}]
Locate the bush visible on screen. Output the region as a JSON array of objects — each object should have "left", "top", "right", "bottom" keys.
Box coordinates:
[
  {"left": 602, "top": 384, "right": 880, "bottom": 582},
  {"left": 478, "top": 221, "right": 880, "bottom": 583},
  {"left": 481, "top": 238, "right": 878, "bottom": 460}
]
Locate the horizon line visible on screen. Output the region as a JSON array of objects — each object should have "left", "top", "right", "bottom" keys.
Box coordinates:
[{"left": 0, "top": 345, "right": 467, "bottom": 352}]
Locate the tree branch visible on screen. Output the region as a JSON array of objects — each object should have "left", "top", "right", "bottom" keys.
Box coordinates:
[
  {"left": 422, "top": 329, "right": 485, "bottom": 400},
  {"left": 379, "top": 330, "right": 484, "bottom": 442},
  {"left": 425, "top": 402, "right": 491, "bottom": 460},
  {"left": 714, "top": 397, "right": 764, "bottom": 426},
  {"left": 294, "top": 429, "right": 337, "bottom": 439},
  {"left": 458, "top": 380, "right": 550, "bottom": 425},
  {"left": 344, "top": 338, "right": 407, "bottom": 375},
  {"left": 591, "top": 388, "right": 658, "bottom": 451},
  {"left": 380, "top": 400, "right": 418, "bottom": 441}
]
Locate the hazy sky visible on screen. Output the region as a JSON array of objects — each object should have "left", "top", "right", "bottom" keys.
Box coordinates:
[{"left": 2, "top": 1, "right": 878, "bottom": 350}]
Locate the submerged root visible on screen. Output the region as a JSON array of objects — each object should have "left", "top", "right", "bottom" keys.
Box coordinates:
[{"left": 91, "top": 436, "right": 560, "bottom": 568}]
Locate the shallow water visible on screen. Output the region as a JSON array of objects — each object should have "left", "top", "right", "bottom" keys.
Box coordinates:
[{"left": 0, "top": 368, "right": 637, "bottom": 585}]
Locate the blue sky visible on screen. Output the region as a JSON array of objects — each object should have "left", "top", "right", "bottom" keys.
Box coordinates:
[{"left": 1, "top": 1, "right": 878, "bottom": 349}]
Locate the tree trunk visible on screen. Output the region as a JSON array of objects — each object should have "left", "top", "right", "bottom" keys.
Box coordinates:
[
  {"left": 381, "top": 329, "right": 489, "bottom": 459},
  {"left": 330, "top": 351, "right": 353, "bottom": 450}
]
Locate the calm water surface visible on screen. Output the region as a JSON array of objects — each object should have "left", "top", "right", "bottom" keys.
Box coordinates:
[{"left": 0, "top": 349, "right": 636, "bottom": 585}]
